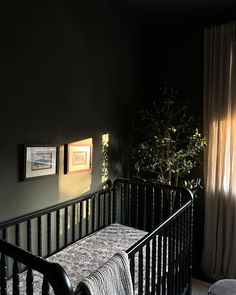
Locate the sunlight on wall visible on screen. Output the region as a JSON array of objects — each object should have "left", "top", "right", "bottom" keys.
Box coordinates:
[
  {"left": 58, "top": 138, "right": 93, "bottom": 201},
  {"left": 101, "top": 133, "right": 109, "bottom": 183}
]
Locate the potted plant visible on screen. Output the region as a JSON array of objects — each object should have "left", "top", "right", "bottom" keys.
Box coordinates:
[{"left": 131, "top": 83, "right": 207, "bottom": 197}]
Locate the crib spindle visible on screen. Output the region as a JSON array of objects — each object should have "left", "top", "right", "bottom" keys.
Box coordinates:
[
  {"left": 169, "top": 188, "right": 173, "bottom": 216},
  {"left": 157, "top": 233, "right": 162, "bottom": 294},
  {"left": 91, "top": 197, "right": 95, "bottom": 233},
  {"left": 13, "top": 260, "right": 20, "bottom": 295},
  {"left": 176, "top": 216, "right": 181, "bottom": 295},
  {"left": 188, "top": 206, "right": 192, "bottom": 285},
  {"left": 103, "top": 193, "right": 106, "bottom": 227},
  {"left": 121, "top": 183, "right": 124, "bottom": 224},
  {"left": 112, "top": 186, "right": 117, "bottom": 223},
  {"left": 160, "top": 188, "right": 164, "bottom": 222},
  {"left": 72, "top": 205, "right": 76, "bottom": 243},
  {"left": 162, "top": 231, "right": 167, "bottom": 295},
  {"left": 0, "top": 252, "right": 7, "bottom": 295},
  {"left": 47, "top": 213, "right": 51, "bottom": 256},
  {"left": 128, "top": 183, "right": 132, "bottom": 227},
  {"left": 26, "top": 268, "right": 33, "bottom": 295},
  {"left": 189, "top": 204, "right": 194, "bottom": 288},
  {"left": 179, "top": 191, "right": 182, "bottom": 208},
  {"left": 0, "top": 229, "right": 7, "bottom": 295},
  {"left": 167, "top": 224, "right": 174, "bottom": 295},
  {"left": 153, "top": 186, "right": 158, "bottom": 227},
  {"left": 37, "top": 217, "right": 42, "bottom": 257},
  {"left": 179, "top": 214, "right": 183, "bottom": 293},
  {"left": 129, "top": 255, "right": 135, "bottom": 290},
  {"left": 79, "top": 202, "right": 83, "bottom": 239},
  {"left": 26, "top": 220, "right": 34, "bottom": 295},
  {"left": 86, "top": 199, "right": 89, "bottom": 235},
  {"left": 135, "top": 184, "right": 139, "bottom": 228},
  {"left": 138, "top": 249, "right": 143, "bottom": 294},
  {"left": 56, "top": 210, "right": 60, "bottom": 251},
  {"left": 187, "top": 209, "right": 191, "bottom": 286},
  {"left": 185, "top": 212, "right": 189, "bottom": 290},
  {"left": 145, "top": 241, "right": 150, "bottom": 294},
  {"left": 173, "top": 219, "right": 178, "bottom": 295},
  {"left": 108, "top": 189, "right": 112, "bottom": 224},
  {"left": 124, "top": 182, "right": 129, "bottom": 225},
  {"left": 179, "top": 215, "right": 184, "bottom": 294},
  {"left": 27, "top": 220, "right": 32, "bottom": 252},
  {"left": 182, "top": 210, "right": 187, "bottom": 290},
  {"left": 64, "top": 207, "right": 68, "bottom": 246},
  {"left": 151, "top": 236, "right": 157, "bottom": 294},
  {"left": 97, "top": 195, "right": 101, "bottom": 229},
  {"left": 143, "top": 185, "right": 147, "bottom": 230},
  {"left": 13, "top": 224, "right": 20, "bottom": 295},
  {"left": 42, "top": 276, "right": 49, "bottom": 295},
  {"left": 151, "top": 186, "right": 155, "bottom": 231},
  {"left": 15, "top": 224, "right": 20, "bottom": 247},
  {"left": 182, "top": 211, "right": 187, "bottom": 289}
]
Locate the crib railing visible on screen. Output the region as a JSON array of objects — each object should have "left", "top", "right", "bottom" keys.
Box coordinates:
[
  {"left": 0, "top": 182, "right": 113, "bottom": 294},
  {"left": 123, "top": 181, "right": 193, "bottom": 295},
  {"left": 0, "top": 239, "right": 73, "bottom": 295},
  {"left": 113, "top": 178, "right": 192, "bottom": 232},
  {"left": 0, "top": 181, "right": 112, "bottom": 259},
  {"left": 0, "top": 178, "right": 193, "bottom": 295}
]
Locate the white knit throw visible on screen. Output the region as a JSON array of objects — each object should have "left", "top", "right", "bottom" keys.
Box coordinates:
[{"left": 76, "top": 251, "right": 134, "bottom": 295}]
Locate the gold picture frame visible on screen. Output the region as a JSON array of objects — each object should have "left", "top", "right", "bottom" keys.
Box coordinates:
[{"left": 64, "top": 144, "right": 92, "bottom": 174}]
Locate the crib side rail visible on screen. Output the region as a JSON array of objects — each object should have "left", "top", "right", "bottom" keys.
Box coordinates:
[
  {"left": 0, "top": 239, "right": 74, "bottom": 295},
  {"left": 127, "top": 199, "right": 193, "bottom": 295},
  {"left": 0, "top": 181, "right": 113, "bottom": 292},
  {"left": 0, "top": 182, "right": 113, "bottom": 262},
  {"left": 113, "top": 177, "right": 193, "bottom": 232},
  {"left": 0, "top": 179, "right": 112, "bottom": 231}
]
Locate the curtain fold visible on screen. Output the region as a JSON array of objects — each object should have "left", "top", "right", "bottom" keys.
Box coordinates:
[{"left": 202, "top": 22, "right": 236, "bottom": 280}]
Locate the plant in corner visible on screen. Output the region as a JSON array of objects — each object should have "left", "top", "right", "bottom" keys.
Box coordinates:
[{"left": 131, "top": 83, "right": 207, "bottom": 197}]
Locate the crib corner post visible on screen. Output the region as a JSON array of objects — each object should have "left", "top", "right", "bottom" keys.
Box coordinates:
[
  {"left": 0, "top": 252, "right": 7, "bottom": 295},
  {"left": 112, "top": 183, "right": 117, "bottom": 223},
  {"left": 46, "top": 262, "right": 74, "bottom": 295}
]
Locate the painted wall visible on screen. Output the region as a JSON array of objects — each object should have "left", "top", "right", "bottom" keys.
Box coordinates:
[{"left": 0, "top": 1, "right": 137, "bottom": 222}]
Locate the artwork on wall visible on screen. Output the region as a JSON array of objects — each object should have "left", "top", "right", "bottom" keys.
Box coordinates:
[
  {"left": 64, "top": 143, "right": 92, "bottom": 174},
  {"left": 24, "top": 145, "right": 58, "bottom": 180}
]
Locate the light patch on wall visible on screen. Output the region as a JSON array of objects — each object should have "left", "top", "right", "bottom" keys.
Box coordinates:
[
  {"left": 59, "top": 138, "right": 93, "bottom": 201},
  {"left": 102, "top": 133, "right": 109, "bottom": 183}
]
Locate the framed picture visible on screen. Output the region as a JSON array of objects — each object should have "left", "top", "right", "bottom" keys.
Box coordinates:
[
  {"left": 24, "top": 145, "right": 58, "bottom": 180},
  {"left": 64, "top": 144, "right": 92, "bottom": 174}
]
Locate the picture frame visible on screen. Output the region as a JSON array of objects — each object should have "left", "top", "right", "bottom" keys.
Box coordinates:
[
  {"left": 64, "top": 143, "right": 92, "bottom": 174},
  {"left": 24, "top": 145, "right": 58, "bottom": 180}
]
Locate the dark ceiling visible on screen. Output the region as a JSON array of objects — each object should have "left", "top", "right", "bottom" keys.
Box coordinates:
[{"left": 111, "top": 0, "right": 236, "bottom": 27}]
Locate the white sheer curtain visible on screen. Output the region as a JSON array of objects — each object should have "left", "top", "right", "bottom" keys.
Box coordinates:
[{"left": 201, "top": 22, "right": 236, "bottom": 280}]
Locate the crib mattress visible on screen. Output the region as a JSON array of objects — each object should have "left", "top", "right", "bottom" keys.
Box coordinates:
[{"left": 7, "top": 223, "right": 147, "bottom": 294}]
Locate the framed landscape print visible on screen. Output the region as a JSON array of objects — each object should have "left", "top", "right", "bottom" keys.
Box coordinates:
[
  {"left": 24, "top": 145, "right": 58, "bottom": 180},
  {"left": 64, "top": 143, "right": 92, "bottom": 174}
]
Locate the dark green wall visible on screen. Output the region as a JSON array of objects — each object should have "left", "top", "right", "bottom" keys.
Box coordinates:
[{"left": 0, "top": 1, "right": 137, "bottom": 222}]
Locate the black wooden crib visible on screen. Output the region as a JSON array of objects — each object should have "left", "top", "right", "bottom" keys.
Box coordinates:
[{"left": 0, "top": 178, "right": 193, "bottom": 295}]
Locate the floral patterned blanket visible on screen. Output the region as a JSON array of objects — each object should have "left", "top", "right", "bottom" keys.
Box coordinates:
[{"left": 7, "top": 223, "right": 147, "bottom": 294}]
